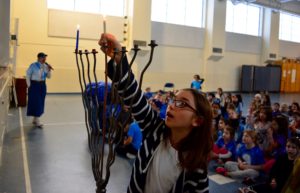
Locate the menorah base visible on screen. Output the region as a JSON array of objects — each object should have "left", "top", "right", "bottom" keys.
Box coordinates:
[{"left": 96, "top": 187, "right": 106, "bottom": 193}]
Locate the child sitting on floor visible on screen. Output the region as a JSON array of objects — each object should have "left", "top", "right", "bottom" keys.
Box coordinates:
[
  {"left": 224, "top": 130, "right": 265, "bottom": 181},
  {"left": 217, "top": 117, "right": 228, "bottom": 139},
  {"left": 212, "top": 126, "right": 236, "bottom": 164},
  {"left": 116, "top": 119, "right": 142, "bottom": 159}
]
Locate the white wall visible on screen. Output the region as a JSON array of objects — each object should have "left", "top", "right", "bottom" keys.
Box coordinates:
[{"left": 10, "top": 0, "right": 300, "bottom": 93}]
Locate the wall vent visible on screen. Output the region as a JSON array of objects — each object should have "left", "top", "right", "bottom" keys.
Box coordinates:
[
  {"left": 133, "top": 40, "right": 147, "bottom": 47},
  {"left": 212, "top": 47, "right": 223, "bottom": 54},
  {"left": 269, "top": 53, "right": 277, "bottom": 58}
]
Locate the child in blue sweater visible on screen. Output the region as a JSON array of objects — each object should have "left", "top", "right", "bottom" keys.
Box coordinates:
[
  {"left": 224, "top": 130, "right": 265, "bottom": 180},
  {"left": 212, "top": 126, "right": 236, "bottom": 162},
  {"left": 190, "top": 74, "right": 204, "bottom": 91}
]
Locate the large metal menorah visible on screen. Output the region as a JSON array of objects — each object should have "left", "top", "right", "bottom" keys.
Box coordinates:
[{"left": 74, "top": 40, "right": 157, "bottom": 193}]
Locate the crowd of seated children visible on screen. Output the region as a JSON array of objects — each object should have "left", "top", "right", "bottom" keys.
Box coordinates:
[
  {"left": 143, "top": 87, "right": 177, "bottom": 120},
  {"left": 208, "top": 88, "right": 300, "bottom": 192},
  {"left": 139, "top": 85, "right": 300, "bottom": 192},
  {"left": 239, "top": 137, "right": 300, "bottom": 193}
]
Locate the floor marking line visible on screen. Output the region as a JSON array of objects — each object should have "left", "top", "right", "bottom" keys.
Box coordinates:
[
  {"left": 19, "top": 107, "right": 33, "bottom": 193},
  {"left": 42, "top": 121, "right": 85, "bottom": 126}
]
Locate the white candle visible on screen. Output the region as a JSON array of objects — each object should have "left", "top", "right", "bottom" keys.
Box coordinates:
[{"left": 103, "top": 15, "right": 106, "bottom": 34}]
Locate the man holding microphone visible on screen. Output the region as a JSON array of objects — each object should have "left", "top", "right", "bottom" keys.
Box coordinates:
[{"left": 26, "top": 52, "right": 53, "bottom": 128}]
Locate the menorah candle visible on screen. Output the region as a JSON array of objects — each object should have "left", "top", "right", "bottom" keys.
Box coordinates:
[{"left": 76, "top": 24, "right": 80, "bottom": 51}]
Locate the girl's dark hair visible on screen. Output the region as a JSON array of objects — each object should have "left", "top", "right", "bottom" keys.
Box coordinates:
[
  {"left": 258, "top": 106, "right": 273, "bottom": 122},
  {"left": 194, "top": 74, "right": 200, "bottom": 80},
  {"left": 272, "top": 116, "right": 289, "bottom": 139},
  {"left": 219, "top": 116, "right": 229, "bottom": 126},
  {"left": 262, "top": 94, "right": 271, "bottom": 107},
  {"left": 287, "top": 137, "right": 300, "bottom": 149},
  {"left": 175, "top": 88, "right": 213, "bottom": 171},
  {"left": 292, "top": 102, "right": 300, "bottom": 111},
  {"left": 224, "top": 126, "right": 235, "bottom": 139},
  {"left": 236, "top": 94, "right": 243, "bottom": 105}
]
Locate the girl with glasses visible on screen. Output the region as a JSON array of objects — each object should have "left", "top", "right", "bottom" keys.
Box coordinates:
[{"left": 99, "top": 33, "right": 212, "bottom": 193}]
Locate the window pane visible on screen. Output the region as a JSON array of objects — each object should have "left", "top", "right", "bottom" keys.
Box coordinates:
[
  {"left": 75, "top": 0, "right": 99, "bottom": 14},
  {"left": 48, "top": 0, "right": 74, "bottom": 11},
  {"left": 151, "top": 0, "right": 167, "bottom": 22},
  {"left": 185, "top": 0, "right": 203, "bottom": 27},
  {"left": 47, "top": 0, "right": 125, "bottom": 16},
  {"left": 246, "top": 6, "right": 260, "bottom": 35},
  {"left": 166, "top": 0, "right": 185, "bottom": 25},
  {"left": 226, "top": 0, "right": 261, "bottom": 36},
  {"left": 225, "top": 2, "right": 234, "bottom": 32},
  {"left": 279, "top": 12, "right": 300, "bottom": 43},
  {"left": 101, "top": 0, "right": 124, "bottom": 16},
  {"left": 151, "top": 0, "right": 204, "bottom": 28}
]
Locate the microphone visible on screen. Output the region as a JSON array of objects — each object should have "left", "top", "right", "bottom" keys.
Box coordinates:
[{"left": 45, "top": 62, "right": 54, "bottom": 70}]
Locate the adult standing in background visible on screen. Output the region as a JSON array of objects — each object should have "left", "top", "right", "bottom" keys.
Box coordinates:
[{"left": 26, "top": 52, "right": 53, "bottom": 128}]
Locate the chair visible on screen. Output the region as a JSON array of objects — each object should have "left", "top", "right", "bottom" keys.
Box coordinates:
[{"left": 164, "top": 82, "right": 175, "bottom": 92}]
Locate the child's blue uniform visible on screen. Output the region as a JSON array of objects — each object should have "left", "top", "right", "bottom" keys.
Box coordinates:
[
  {"left": 215, "top": 137, "right": 236, "bottom": 159},
  {"left": 191, "top": 80, "right": 204, "bottom": 90},
  {"left": 127, "top": 122, "right": 143, "bottom": 150},
  {"left": 236, "top": 144, "right": 265, "bottom": 165}
]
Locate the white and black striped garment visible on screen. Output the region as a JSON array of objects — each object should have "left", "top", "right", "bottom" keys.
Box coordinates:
[{"left": 108, "top": 57, "right": 209, "bottom": 193}]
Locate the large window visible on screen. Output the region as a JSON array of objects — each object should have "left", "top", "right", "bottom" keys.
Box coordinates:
[
  {"left": 279, "top": 12, "right": 300, "bottom": 43},
  {"left": 226, "top": 1, "right": 262, "bottom": 36},
  {"left": 47, "top": 0, "right": 125, "bottom": 17},
  {"left": 151, "top": 0, "right": 204, "bottom": 28}
]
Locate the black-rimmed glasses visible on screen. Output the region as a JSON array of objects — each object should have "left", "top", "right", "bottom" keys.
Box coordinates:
[{"left": 169, "top": 99, "right": 199, "bottom": 115}]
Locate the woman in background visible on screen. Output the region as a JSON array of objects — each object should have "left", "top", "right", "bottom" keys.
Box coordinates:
[{"left": 26, "top": 52, "right": 52, "bottom": 128}]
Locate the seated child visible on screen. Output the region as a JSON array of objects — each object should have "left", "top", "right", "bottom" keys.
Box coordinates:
[
  {"left": 144, "top": 87, "right": 153, "bottom": 100},
  {"left": 212, "top": 126, "right": 236, "bottom": 163},
  {"left": 254, "top": 106, "right": 273, "bottom": 154},
  {"left": 224, "top": 130, "right": 265, "bottom": 181},
  {"left": 272, "top": 102, "right": 281, "bottom": 117},
  {"left": 289, "top": 111, "right": 300, "bottom": 137},
  {"left": 217, "top": 117, "right": 228, "bottom": 139},
  {"left": 116, "top": 120, "right": 142, "bottom": 158},
  {"left": 262, "top": 115, "right": 289, "bottom": 173}
]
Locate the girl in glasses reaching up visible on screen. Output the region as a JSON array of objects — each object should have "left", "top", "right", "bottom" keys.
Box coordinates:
[{"left": 99, "top": 33, "right": 212, "bottom": 193}]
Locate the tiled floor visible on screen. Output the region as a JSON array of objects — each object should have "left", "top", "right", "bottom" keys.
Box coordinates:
[{"left": 0, "top": 93, "right": 299, "bottom": 193}]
